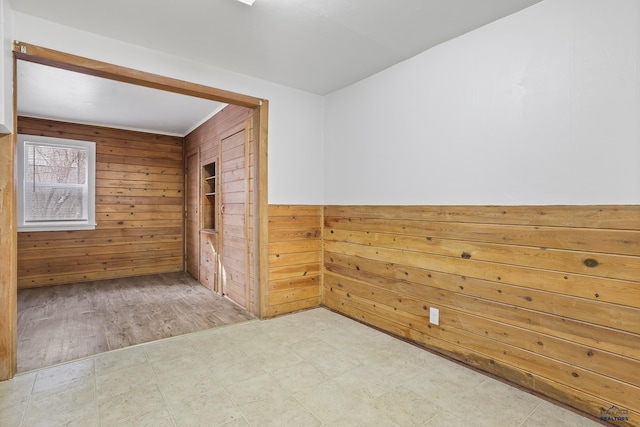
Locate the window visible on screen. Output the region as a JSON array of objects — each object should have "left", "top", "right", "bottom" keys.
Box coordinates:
[{"left": 17, "top": 134, "right": 96, "bottom": 232}]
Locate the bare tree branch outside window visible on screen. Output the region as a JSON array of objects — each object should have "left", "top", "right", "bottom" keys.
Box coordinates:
[{"left": 24, "top": 143, "right": 89, "bottom": 222}]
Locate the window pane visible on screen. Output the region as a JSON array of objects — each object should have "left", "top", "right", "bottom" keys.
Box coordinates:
[
  {"left": 24, "top": 143, "right": 89, "bottom": 222},
  {"left": 24, "top": 186, "right": 86, "bottom": 221}
]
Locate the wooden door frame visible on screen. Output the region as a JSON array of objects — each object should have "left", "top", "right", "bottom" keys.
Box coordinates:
[
  {"left": 1, "top": 42, "right": 269, "bottom": 380},
  {"left": 184, "top": 149, "right": 201, "bottom": 280}
]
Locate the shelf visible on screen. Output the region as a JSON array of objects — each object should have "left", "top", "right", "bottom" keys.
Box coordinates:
[
  {"left": 201, "top": 228, "right": 217, "bottom": 235},
  {"left": 202, "top": 161, "right": 217, "bottom": 230}
]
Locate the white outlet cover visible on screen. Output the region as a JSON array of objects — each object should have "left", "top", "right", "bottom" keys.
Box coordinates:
[{"left": 429, "top": 307, "right": 439, "bottom": 325}]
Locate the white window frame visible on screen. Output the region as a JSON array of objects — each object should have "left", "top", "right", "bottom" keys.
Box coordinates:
[{"left": 17, "top": 134, "right": 96, "bottom": 232}]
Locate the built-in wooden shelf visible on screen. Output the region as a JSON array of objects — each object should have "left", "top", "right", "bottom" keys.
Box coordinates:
[{"left": 202, "top": 162, "right": 217, "bottom": 230}]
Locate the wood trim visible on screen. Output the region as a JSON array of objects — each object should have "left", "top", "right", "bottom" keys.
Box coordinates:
[
  {"left": 0, "top": 51, "right": 18, "bottom": 380},
  {"left": 2, "top": 43, "right": 270, "bottom": 378},
  {"left": 0, "top": 133, "right": 16, "bottom": 380},
  {"left": 244, "top": 120, "right": 251, "bottom": 312},
  {"left": 13, "top": 42, "right": 263, "bottom": 108},
  {"left": 257, "top": 101, "right": 269, "bottom": 318}
]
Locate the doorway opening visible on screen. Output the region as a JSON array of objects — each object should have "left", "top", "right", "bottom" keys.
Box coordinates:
[{"left": 5, "top": 42, "right": 269, "bottom": 378}]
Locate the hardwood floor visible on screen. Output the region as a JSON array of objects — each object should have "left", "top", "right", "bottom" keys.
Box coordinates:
[{"left": 17, "top": 272, "right": 254, "bottom": 372}]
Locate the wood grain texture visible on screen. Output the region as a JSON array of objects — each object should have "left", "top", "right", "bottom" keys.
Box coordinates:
[
  {"left": 17, "top": 272, "right": 254, "bottom": 372},
  {"left": 323, "top": 205, "right": 640, "bottom": 425},
  {"left": 266, "top": 205, "right": 322, "bottom": 317},
  {"left": 14, "top": 42, "right": 263, "bottom": 108},
  {"left": 0, "top": 134, "right": 17, "bottom": 380},
  {"left": 17, "top": 117, "right": 184, "bottom": 288},
  {"left": 185, "top": 105, "right": 258, "bottom": 313}
]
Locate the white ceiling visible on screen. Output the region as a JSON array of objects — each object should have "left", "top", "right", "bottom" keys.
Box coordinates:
[
  {"left": 17, "top": 61, "right": 227, "bottom": 136},
  {"left": 12, "top": 0, "right": 544, "bottom": 135}
]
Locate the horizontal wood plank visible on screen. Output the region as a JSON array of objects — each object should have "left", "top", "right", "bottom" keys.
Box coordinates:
[
  {"left": 18, "top": 117, "right": 184, "bottom": 288},
  {"left": 323, "top": 204, "right": 640, "bottom": 422}
]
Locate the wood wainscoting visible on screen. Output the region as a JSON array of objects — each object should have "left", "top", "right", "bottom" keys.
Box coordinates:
[
  {"left": 17, "top": 117, "right": 184, "bottom": 288},
  {"left": 323, "top": 205, "right": 640, "bottom": 424},
  {"left": 266, "top": 205, "right": 322, "bottom": 317}
]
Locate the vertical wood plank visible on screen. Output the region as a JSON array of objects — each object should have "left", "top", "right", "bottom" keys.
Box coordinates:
[{"left": 0, "top": 133, "right": 16, "bottom": 380}]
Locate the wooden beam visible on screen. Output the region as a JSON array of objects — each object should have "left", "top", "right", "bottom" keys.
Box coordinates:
[{"left": 13, "top": 42, "right": 264, "bottom": 108}]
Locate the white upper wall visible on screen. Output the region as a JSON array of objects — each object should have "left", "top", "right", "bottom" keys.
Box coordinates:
[
  {"left": 324, "top": 0, "right": 640, "bottom": 205},
  {"left": 0, "top": 0, "right": 13, "bottom": 133},
  {"left": 11, "top": 12, "right": 325, "bottom": 205}
]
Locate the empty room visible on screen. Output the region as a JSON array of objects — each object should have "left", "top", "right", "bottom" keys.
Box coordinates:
[{"left": 0, "top": 0, "right": 638, "bottom": 426}]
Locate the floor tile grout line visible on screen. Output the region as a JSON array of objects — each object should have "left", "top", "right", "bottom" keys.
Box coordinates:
[
  {"left": 93, "top": 359, "right": 99, "bottom": 426},
  {"left": 517, "top": 400, "right": 545, "bottom": 427},
  {"left": 142, "top": 344, "right": 178, "bottom": 427},
  {"left": 18, "top": 372, "right": 37, "bottom": 427}
]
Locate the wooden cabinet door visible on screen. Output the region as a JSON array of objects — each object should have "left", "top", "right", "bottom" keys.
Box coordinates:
[{"left": 220, "top": 129, "right": 248, "bottom": 308}]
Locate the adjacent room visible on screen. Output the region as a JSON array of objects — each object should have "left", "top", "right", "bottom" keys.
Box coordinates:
[
  {"left": 0, "top": 0, "right": 638, "bottom": 426},
  {"left": 14, "top": 58, "right": 262, "bottom": 372}
]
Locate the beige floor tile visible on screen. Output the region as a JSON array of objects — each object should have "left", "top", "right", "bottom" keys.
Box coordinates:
[
  {"left": 232, "top": 328, "right": 292, "bottom": 354},
  {"left": 248, "top": 347, "right": 306, "bottom": 373},
  {"left": 423, "top": 410, "right": 479, "bottom": 427},
  {"left": 289, "top": 337, "right": 338, "bottom": 360},
  {"left": 2, "top": 308, "right": 603, "bottom": 427},
  {"left": 187, "top": 330, "right": 236, "bottom": 355},
  {"left": 210, "top": 354, "right": 268, "bottom": 387},
  {"left": 225, "top": 373, "right": 290, "bottom": 406},
  {"left": 329, "top": 401, "right": 399, "bottom": 427},
  {"left": 307, "top": 348, "right": 363, "bottom": 378},
  {"left": 22, "top": 406, "right": 99, "bottom": 427},
  {"left": 294, "top": 378, "right": 370, "bottom": 424},
  {"left": 196, "top": 340, "right": 247, "bottom": 365},
  {"left": 157, "top": 367, "right": 223, "bottom": 399},
  {"left": 95, "top": 346, "right": 148, "bottom": 376},
  {"left": 96, "top": 361, "right": 156, "bottom": 397},
  {"left": 165, "top": 388, "right": 243, "bottom": 427},
  {"left": 143, "top": 338, "right": 197, "bottom": 365},
  {"left": 114, "top": 408, "right": 175, "bottom": 427},
  {"left": 431, "top": 379, "right": 540, "bottom": 426},
  {"left": 0, "top": 372, "right": 35, "bottom": 426},
  {"left": 239, "top": 393, "right": 322, "bottom": 427},
  {"left": 522, "top": 401, "right": 602, "bottom": 427},
  {"left": 220, "top": 322, "right": 264, "bottom": 343},
  {"left": 98, "top": 383, "right": 167, "bottom": 425},
  {"left": 335, "top": 364, "right": 404, "bottom": 399},
  {"left": 270, "top": 360, "right": 328, "bottom": 393},
  {"left": 374, "top": 386, "right": 443, "bottom": 427},
  {"left": 31, "top": 359, "right": 95, "bottom": 398},
  {"left": 0, "top": 371, "right": 36, "bottom": 398},
  {"left": 23, "top": 379, "right": 97, "bottom": 427},
  {"left": 218, "top": 417, "right": 251, "bottom": 426},
  {"left": 150, "top": 351, "right": 209, "bottom": 383},
  {"left": 402, "top": 363, "right": 486, "bottom": 408}
]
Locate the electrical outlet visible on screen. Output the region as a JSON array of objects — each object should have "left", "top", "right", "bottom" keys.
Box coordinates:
[{"left": 429, "top": 307, "right": 439, "bottom": 325}]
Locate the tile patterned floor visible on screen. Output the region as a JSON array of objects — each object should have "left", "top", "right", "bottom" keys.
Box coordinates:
[{"left": 1, "top": 308, "right": 601, "bottom": 426}]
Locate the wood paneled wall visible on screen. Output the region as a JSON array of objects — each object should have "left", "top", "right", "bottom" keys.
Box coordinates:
[
  {"left": 323, "top": 205, "right": 640, "bottom": 424},
  {"left": 184, "top": 105, "right": 259, "bottom": 313},
  {"left": 17, "top": 117, "right": 184, "bottom": 288},
  {"left": 267, "top": 205, "right": 322, "bottom": 317}
]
